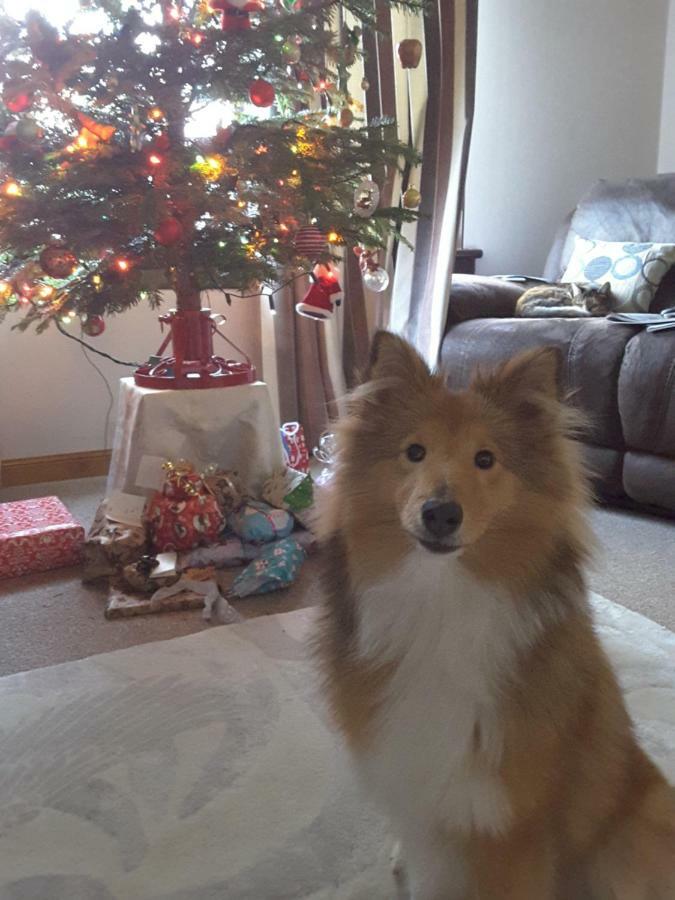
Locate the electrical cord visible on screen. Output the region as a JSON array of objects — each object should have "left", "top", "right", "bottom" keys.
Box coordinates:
[{"left": 55, "top": 318, "right": 141, "bottom": 367}]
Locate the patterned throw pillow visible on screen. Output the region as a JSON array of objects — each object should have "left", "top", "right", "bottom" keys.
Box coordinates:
[{"left": 561, "top": 235, "right": 675, "bottom": 312}]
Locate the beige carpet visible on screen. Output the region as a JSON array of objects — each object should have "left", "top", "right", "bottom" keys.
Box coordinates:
[
  {"left": 0, "top": 597, "right": 673, "bottom": 900},
  {"left": 0, "top": 477, "right": 673, "bottom": 677}
]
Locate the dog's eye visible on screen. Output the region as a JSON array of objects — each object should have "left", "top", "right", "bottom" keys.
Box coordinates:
[
  {"left": 406, "top": 443, "right": 426, "bottom": 463},
  {"left": 474, "top": 450, "right": 495, "bottom": 470}
]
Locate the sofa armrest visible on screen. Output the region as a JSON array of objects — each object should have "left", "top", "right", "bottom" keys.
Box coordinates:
[{"left": 446, "top": 274, "right": 532, "bottom": 327}]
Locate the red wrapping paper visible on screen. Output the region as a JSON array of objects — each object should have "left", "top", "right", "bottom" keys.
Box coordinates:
[{"left": 0, "top": 496, "right": 84, "bottom": 578}]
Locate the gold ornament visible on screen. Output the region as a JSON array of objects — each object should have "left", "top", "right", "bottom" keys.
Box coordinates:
[{"left": 402, "top": 186, "right": 421, "bottom": 209}]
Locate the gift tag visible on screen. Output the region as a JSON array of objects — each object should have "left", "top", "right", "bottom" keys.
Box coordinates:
[
  {"left": 135, "top": 455, "right": 167, "bottom": 492},
  {"left": 106, "top": 491, "right": 147, "bottom": 527},
  {"left": 149, "top": 551, "right": 178, "bottom": 578}
]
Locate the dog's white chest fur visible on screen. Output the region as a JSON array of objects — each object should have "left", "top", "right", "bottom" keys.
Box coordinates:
[{"left": 353, "top": 551, "right": 536, "bottom": 837}]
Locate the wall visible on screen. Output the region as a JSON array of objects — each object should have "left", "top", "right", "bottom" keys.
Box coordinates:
[
  {"left": 0, "top": 293, "right": 263, "bottom": 461},
  {"left": 464, "top": 0, "right": 670, "bottom": 277},
  {"left": 659, "top": 0, "right": 675, "bottom": 172}
]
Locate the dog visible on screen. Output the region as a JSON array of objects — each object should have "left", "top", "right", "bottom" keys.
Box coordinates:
[{"left": 315, "top": 331, "right": 675, "bottom": 899}]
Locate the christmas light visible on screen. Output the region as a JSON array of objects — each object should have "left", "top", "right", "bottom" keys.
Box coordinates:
[
  {"left": 254, "top": 144, "right": 268, "bottom": 155},
  {"left": 190, "top": 32, "right": 204, "bottom": 45},
  {"left": 0, "top": 281, "right": 12, "bottom": 300},
  {"left": 237, "top": 199, "right": 246, "bottom": 208},
  {"left": 327, "top": 231, "right": 340, "bottom": 243},
  {"left": 148, "top": 106, "right": 165, "bottom": 121},
  {"left": 148, "top": 153, "right": 163, "bottom": 166},
  {"left": 38, "top": 285, "right": 54, "bottom": 299},
  {"left": 3, "top": 180, "right": 22, "bottom": 197},
  {"left": 92, "top": 275, "right": 102, "bottom": 285},
  {"left": 115, "top": 258, "right": 131, "bottom": 273}
]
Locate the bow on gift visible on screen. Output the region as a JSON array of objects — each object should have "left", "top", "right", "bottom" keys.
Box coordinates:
[{"left": 162, "top": 459, "right": 205, "bottom": 499}]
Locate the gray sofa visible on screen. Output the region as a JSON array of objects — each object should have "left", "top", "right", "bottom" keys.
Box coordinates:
[{"left": 441, "top": 174, "right": 675, "bottom": 517}]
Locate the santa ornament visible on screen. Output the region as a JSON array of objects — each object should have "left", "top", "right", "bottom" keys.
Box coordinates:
[
  {"left": 209, "top": 0, "right": 262, "bottom": 32},
  {"left": 296, "top": 265, "right": 342, "bottom": 319}
]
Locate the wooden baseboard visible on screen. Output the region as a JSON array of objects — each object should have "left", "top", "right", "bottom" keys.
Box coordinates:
[{"left": 1, "top": 450, "right": 112, "bottom": 488}]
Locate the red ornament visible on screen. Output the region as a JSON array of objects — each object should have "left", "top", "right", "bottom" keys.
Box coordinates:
[
  {"left": 295, "top": 266, "right": 341, "bottom": 320},
  {"left": 82, "top": 314, "right": 106, "bottom": 337},
  {"left": 39, "top": 246, "right": 78, "bottom": 278},
  {"left": 151, "top": 133, "right": 171, "bottom": 152},
  {"left": 0, "top": 135, "right": 19, "bottom": 152},
  {"left": 249, "top": 78, "right": 275, "bottom": 108},
  {"left": 294, "top": 225, "right": 327, "bottom": 258},
  {"left": 154, "top": 216, "right": 184, "bottom": 246},
  {"left": 397, "top": 38, "right": 423, "bottom": 69},
  {"left": 5, "top": 92, "right": 32, "bottom": 113}
]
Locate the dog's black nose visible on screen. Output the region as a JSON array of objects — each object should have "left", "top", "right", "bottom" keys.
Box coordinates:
[{"left": 421, "top": 500, "right": 463, "bottom": 538}]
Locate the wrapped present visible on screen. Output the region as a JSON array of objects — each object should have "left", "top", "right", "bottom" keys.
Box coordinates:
[
  {"left": 121, "top": 555, "right": 180, "bottom": 593},
  {"left": 203, "top": 468, "right": 245, "bottom": 516},
  {"left": 82, "top": 504, "right": 147, "bottom": 581},
  {"left": 280, "top": 422, "right": 309, "bottom": 473},
  {"left": 146, "top": 460, "right": 223, "bottom": 553},
  {"left": 0, "top": 496, "right": 84, "bottom": 579},
  {"left": 228, "top": 500, "right": 294, "bottom": 544},
  {"left": 262, "top": 468, "right": 313, "bottom": 513},
  {"left": 106, "top": 584, "right": 207, "bottom": 619},
  {"left": 178, "top": 537, "right": 251, "bottom": 570},
  {"left": 230, "top": 537, "right": 306, "bottom": 598}
]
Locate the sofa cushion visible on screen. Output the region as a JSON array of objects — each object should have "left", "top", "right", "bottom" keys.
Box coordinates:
[
  {"left": 618, "top": 330, "right": 675, "bottom": 458},
  {"left": 561, "top": 235, "right": 675, "bottom": 312},
  {"left": 582, "top": 445, "right": 625, "bottom": 499},
  {"left": 441, "top": 318, "right": 632, "bottom": 448},
  {"left": 545, "top": 174, "right": 675, "bottom": 312},
  {"left": 623, "top": 452, "right": 675, "bottom": 513}
]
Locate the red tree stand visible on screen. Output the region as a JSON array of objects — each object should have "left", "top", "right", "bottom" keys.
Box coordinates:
[
  {"left": 134, "top": 307, "right": 256, "bottom": 390},
  {"left": 133, "top": 160, "right": 257, "bottom": 389}
]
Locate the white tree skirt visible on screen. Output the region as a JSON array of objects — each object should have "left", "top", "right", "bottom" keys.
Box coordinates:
[
  {"left": 0, "top": 595, "right": 673, "bottom": 899},
  {"left": 107, "top": 378, "right": 285, "bottom": 499}
]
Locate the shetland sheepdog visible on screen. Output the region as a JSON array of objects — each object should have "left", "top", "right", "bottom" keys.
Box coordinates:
[{"left": 315, "top": 331, "right": 675, "bottom": 899}]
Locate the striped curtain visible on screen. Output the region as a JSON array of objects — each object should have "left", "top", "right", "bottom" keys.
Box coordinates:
[{"left": 366, "top": 0, "right": 479, "bottom": 368}]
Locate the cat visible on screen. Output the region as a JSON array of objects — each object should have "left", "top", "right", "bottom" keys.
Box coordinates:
[{"left": 515, "top": 281, "right": 614, "bottom": 318}]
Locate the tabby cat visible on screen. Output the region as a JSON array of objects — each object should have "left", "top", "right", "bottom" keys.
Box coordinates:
[{"left": 515, "top": 281, "right": 614, "bottom": 318}]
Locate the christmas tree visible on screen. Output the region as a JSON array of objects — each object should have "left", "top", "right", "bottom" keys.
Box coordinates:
[{"left": 0, "top": 0, "right": 422, "bottom": 387}]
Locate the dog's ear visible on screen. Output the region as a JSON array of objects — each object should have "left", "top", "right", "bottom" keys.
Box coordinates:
[
  {"left": 363, "top": 330, "right": 430, "bottom": 386},
  {"left": 473, "top": 347, "right": 563, "bottom": 407}
]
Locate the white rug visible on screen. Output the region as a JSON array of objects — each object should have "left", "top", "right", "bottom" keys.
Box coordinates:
[{"left": 0, "top": 595, "right": 673, "bottom": 900}]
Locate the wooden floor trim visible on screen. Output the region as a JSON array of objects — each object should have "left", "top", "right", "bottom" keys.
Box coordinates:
[{"left": 1, "top": 450, "right": 112, "bottom": 488}]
